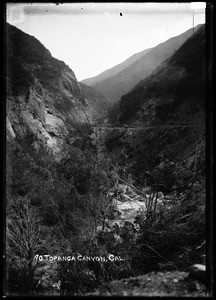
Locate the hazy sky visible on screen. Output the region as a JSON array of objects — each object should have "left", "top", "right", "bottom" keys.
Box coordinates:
[{"left": 6, "top": 3, "right": 206, "bottom": 81}]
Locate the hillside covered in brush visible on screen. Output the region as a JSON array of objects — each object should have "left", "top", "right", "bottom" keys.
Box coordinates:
[
  {"left": 106, "top": 24, "right": 206, "bottom": 190},
  {"left": 110, "top": 25, "right": 205, "bottom": 126},
  {"left": 6, "top": 22, "right": 208, "bottom": 297},
  {"left": 82, "top": 26, "right": 201, "bottom": 104},
  {"left": 82, "top": 47, "right": 152, "bottom": 88}
]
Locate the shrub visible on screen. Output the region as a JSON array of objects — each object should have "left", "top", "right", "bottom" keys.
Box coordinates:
[{"left": 6, "top": 196, "right": 49, "bottom": 295}]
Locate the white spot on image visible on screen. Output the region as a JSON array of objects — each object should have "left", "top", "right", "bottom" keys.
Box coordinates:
[{"left": 7, "top": 4, "right": 26, "bottom": 25}]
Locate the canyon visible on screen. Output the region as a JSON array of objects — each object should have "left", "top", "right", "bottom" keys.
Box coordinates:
[{"left": 6, "top": 22, "right": 208, "bottom": 296}]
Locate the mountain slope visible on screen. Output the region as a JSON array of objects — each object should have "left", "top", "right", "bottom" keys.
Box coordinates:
[
  {"left": 84, "top": 25, "right": 201, "bottom": 104},
  {"left": 105, "top": 24, "right": 205, "bottom": 192},
  {"left": 79, "top": 82, "right": 110, "bottom": 121},
  {"left": 111, "top": 24, "right": 205, "bottom": 126},
  {"left": 6, "top": 23, "right": 103, "bottom": 155},
  {"left": 5, "top": 23, "right": 207, "bottom": 297},
  {"left": 82, "top": 48, "right": 152, "bottom": 86}
]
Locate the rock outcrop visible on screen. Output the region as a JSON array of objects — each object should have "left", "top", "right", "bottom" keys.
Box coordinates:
[
  {"left": 87, "top": 270, "right": 207, "bottom": 297},
  {"left": 6, "top": 23, "right": 103, "bottom": 156},
  {"left": 189, "top": 264, "right": 206, "bottom": 282}
]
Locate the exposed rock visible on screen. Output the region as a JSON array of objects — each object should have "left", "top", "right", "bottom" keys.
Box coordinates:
[
  {"left": 6, "top": 23, "right": 104, "bottom": 158},
  {"left": 87, "top": 271, "right": 207, "bottom": 297},
  {"left": 189, "top": 264, "right": 206, "bottom": 282},
  {"left": 108, "top": 197, "right": 146, "bottom": 228},
  {"left": 6, "top": 117, "right": 16, "bottom": 138}
]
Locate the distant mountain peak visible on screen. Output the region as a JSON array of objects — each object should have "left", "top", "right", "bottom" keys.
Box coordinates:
[
  {"left": 82, "top": 25, "right": 203, "bottom": 104},
  {"left": 82, "top": 48, "right": 152, "bottom": 87},
  {"left": 109, "top": 24, "right": 205, "bottom": 126}
]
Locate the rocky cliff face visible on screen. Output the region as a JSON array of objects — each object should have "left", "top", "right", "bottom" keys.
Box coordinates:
[{"left": 6, "top": 23, "right": 101, "bottom": 156}]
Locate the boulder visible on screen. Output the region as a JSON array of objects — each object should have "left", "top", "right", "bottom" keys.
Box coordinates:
[
  {"left": 158, "top": 191, "right": 164, "bottom": 200},
  {"left": 189, "top": 264, "right": 206, "bottom": 282},
  {"left": 126, "top": 188, "right": 137, "bottom": 198},
  {"left": 118, "top": 184, "right": 128, "bottom": 193}
]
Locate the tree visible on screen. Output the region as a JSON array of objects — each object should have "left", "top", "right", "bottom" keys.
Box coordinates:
[{"left": 6, "top": 196, "right": 49, "bottom": 294}]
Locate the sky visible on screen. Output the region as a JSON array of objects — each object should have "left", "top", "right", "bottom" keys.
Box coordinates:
[{"left": 6, "top": 3, "right": 206, "bottom": 81}]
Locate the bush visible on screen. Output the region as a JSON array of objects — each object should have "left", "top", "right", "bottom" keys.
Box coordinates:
[
  {"left": 132, "top": 180, "right": 205, "bottom": 273},
  {"left": 6, "top": 196, "right": 49, "bottom": 295}
]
